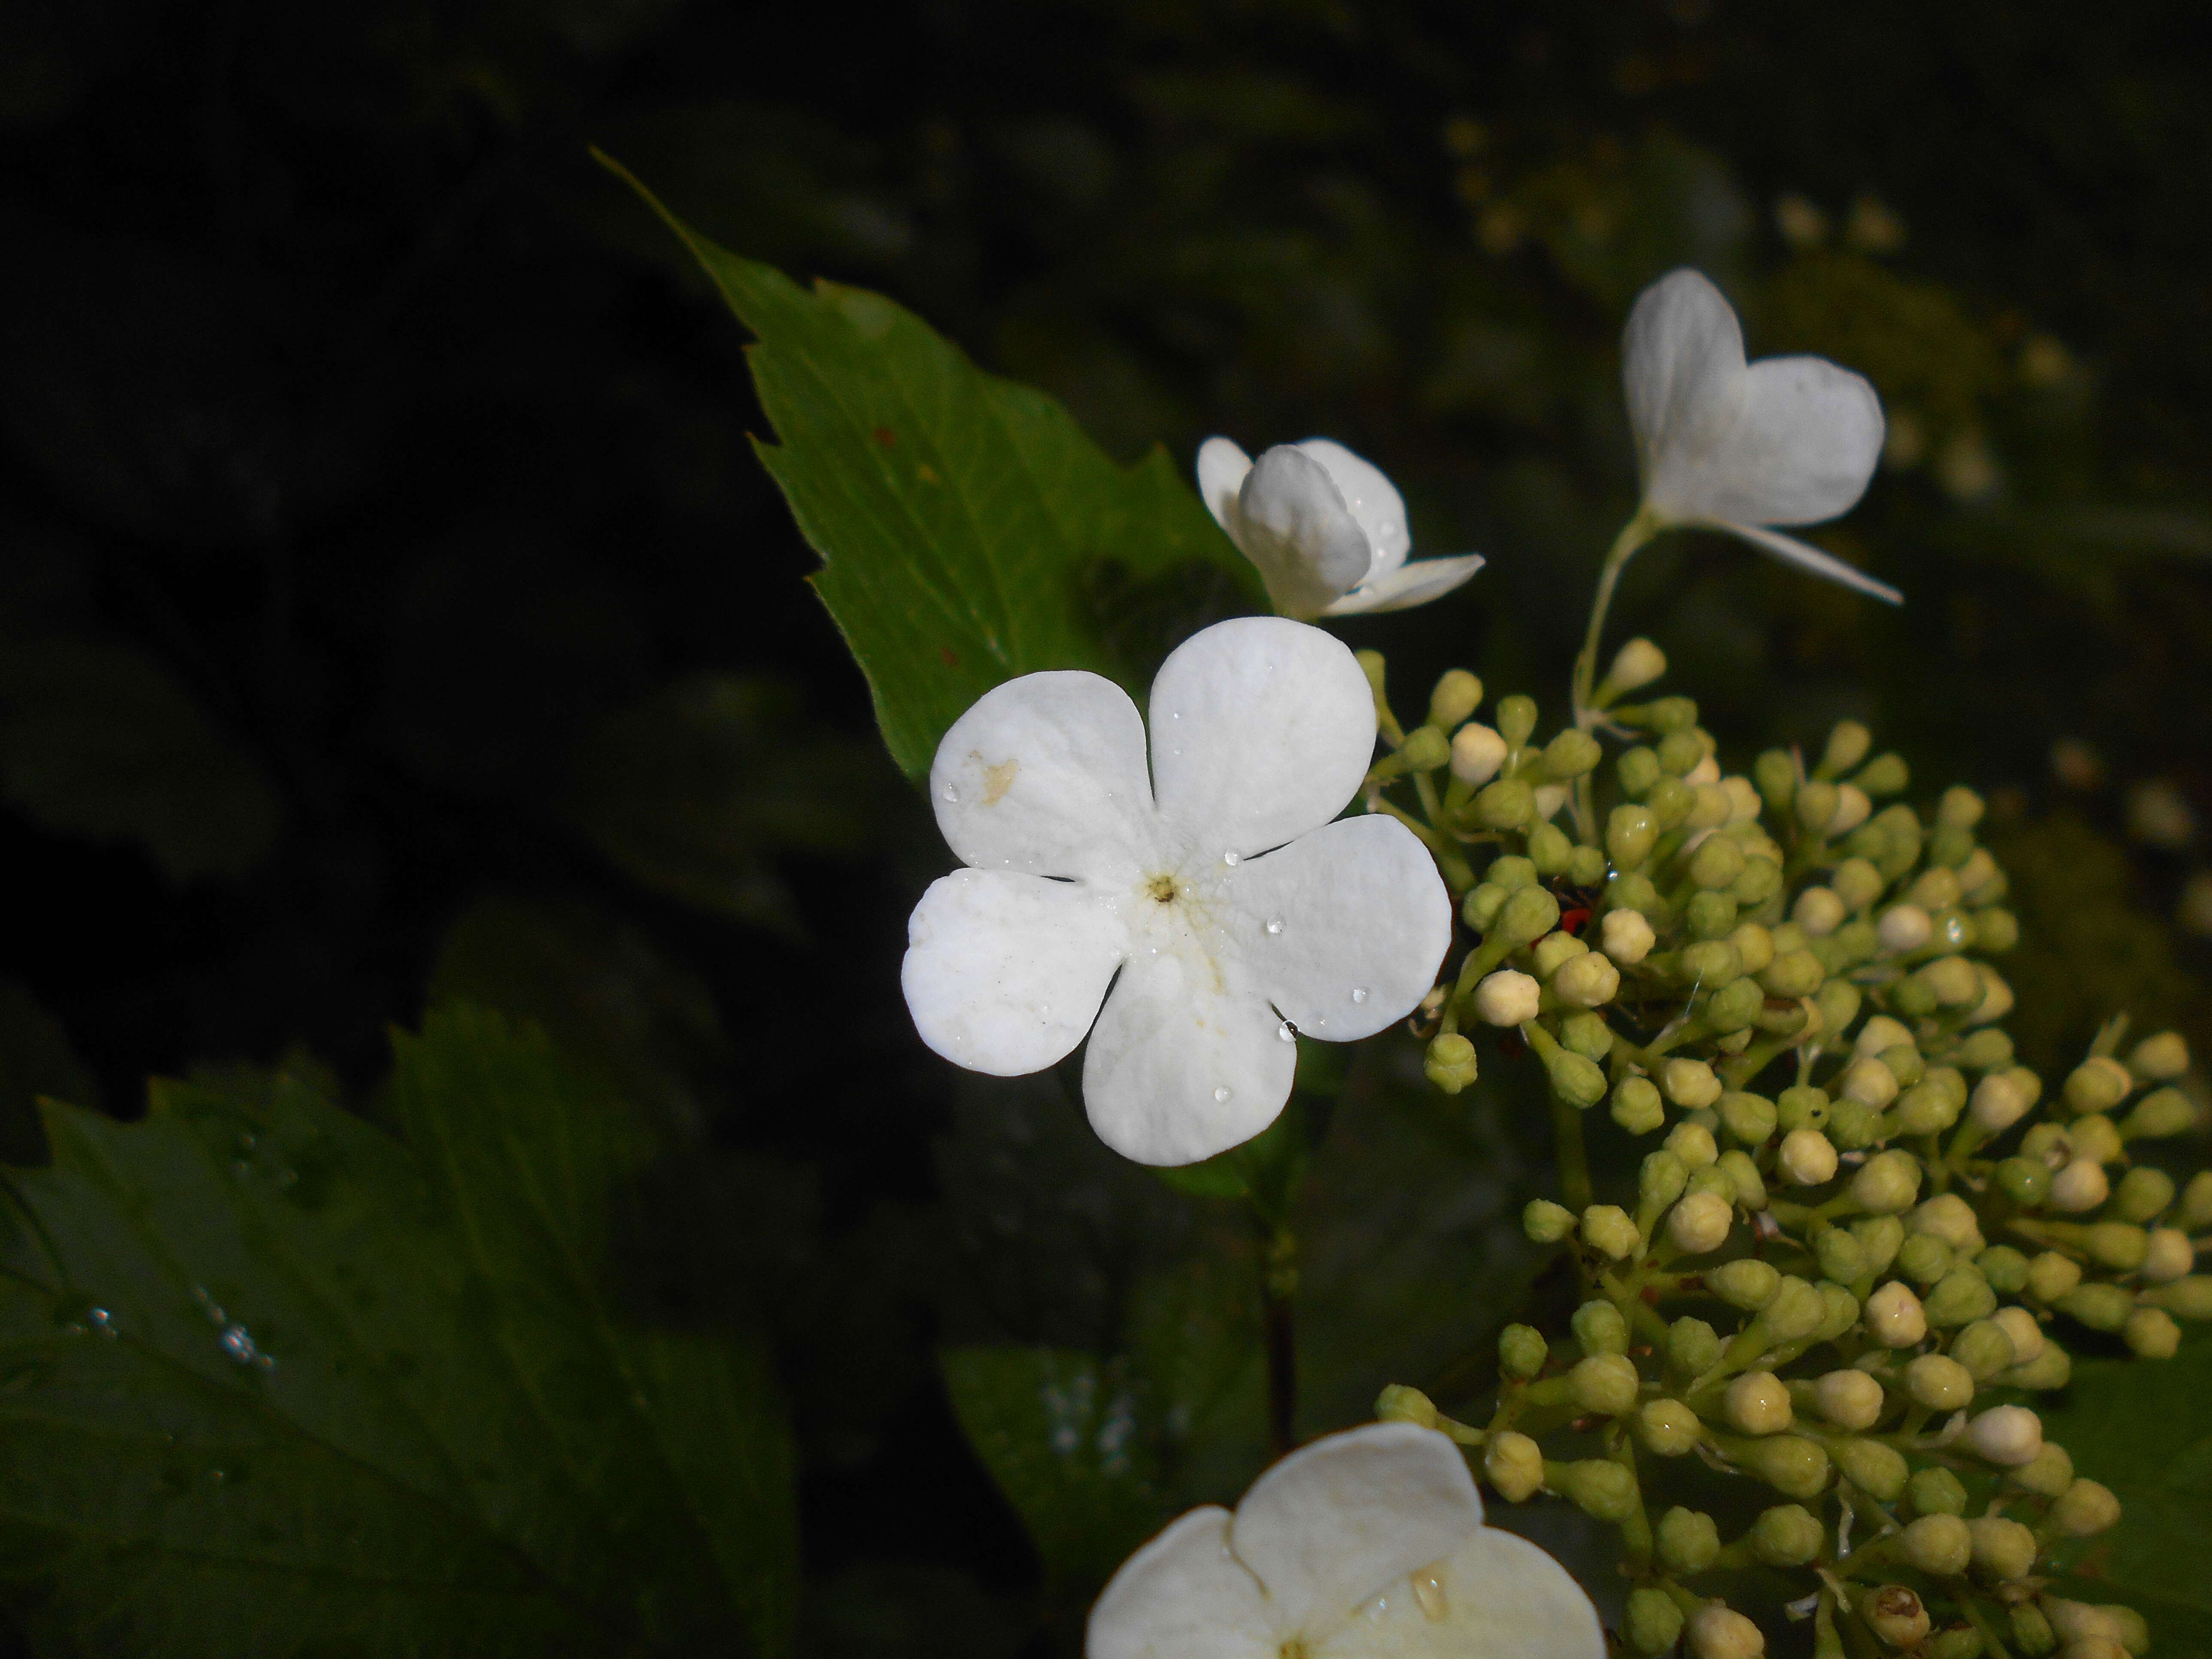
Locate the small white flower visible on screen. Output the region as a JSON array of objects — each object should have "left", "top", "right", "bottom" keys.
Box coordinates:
[
  {"left": 903, "top": 617, "right": 1451, "bottom": 1167},
  {"left": 1198, "top": 437, "right": 1486, "bottom": 619},
  {"left": 1624, "top": 269, "right": 1900, "bottom": 604},
  {"left": 1087, "top": 1422, "right": 1603, "bottom": 1659}
]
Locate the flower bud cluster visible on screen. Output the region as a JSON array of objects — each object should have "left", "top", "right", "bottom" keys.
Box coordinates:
[{"left": 1359, "top": 657, "right": 2191, "bottom": 1654}]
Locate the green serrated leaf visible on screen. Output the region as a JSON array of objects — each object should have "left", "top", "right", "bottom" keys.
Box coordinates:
[
  {"left": 0, "top": 1006, "right": 794, "bottom": 1657},
  {"left": 2034, "top": 1330, "right": 2212, "bottom": 1657},
  {"left": 601, "top": 152, "right": 1263, "bottom": 780},
  {"left": 938, "top": 1346, "right": 1165, "bottom": 1597}
]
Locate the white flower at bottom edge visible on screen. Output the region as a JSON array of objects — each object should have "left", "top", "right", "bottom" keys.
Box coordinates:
[
  {"left": 1197, "top": 437, "right": 1485, "bottom": 620},
  {"left": 1624, "top": 268, "right": 1901, "bottom": 605},
  {"left": 1087, "top": 1422, "right": 1604, "bottom": 1659},
  {"left": 902, "top": 616, "right": 1451, "bottom": 1167}
]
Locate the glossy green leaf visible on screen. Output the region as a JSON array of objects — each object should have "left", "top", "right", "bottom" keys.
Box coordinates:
[
  {"left": 0, "top": 1006, "right": 794, "bottom": 1657},
  {"left": 2036, "top": 1331, "right": 2212, "bottom": 1656},
  {"left": 938, "top": 1347, "right": 1166, "bottom": 1595},
  {"left": 604, "top": 154, "right": 1262, "bottom": 780}
]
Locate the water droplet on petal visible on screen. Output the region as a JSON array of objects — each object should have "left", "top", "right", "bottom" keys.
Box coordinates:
[
  {"left": 1264, "top": 917, "right": 1284, "bottom": 935},
  {"left": 1414, "top": 1568, "right": 1448, "bottom": 1622},
  {"left": 1213, "top": 1086, "right": 1232, "bottom": 1103},
  {"left": 1277, "top": 1021, "right": 1297, "bottom": 1042},
  {"left": 1222, "top": 851, "right": 1240, "bottom": 867},
  {"left": 1350, "top": 986, "right": 1369, "bottom": 1004},
  {"left": 941, "top": 784, "right": 960, "bottom": 803}
]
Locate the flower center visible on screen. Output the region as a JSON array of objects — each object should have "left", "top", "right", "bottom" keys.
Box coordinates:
[{"left": 1146, "top": 872, "right": 1178, "bottom": 904}]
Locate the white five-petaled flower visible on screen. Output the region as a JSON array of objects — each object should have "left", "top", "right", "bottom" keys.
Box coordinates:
[
  {"left": 1197, "top": 437, "right": 1486, "bottom": 620},
  {"left": 1088, "top": 1422, "right": 1604, "bottom": 1659},
  {"left": 902, "top": 617, "right": 1451, "bottom": 1167},
  {"left": 1625, "top": 268, "right": 1901, "bottom": 604}
]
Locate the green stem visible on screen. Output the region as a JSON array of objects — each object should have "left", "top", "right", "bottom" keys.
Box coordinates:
[
  {"left": 1551, "top": 1085, "right": 1594, "bottom": 1213},
  {"left": 1570, "top": 510, "right": 1662, "bottom": 840}
]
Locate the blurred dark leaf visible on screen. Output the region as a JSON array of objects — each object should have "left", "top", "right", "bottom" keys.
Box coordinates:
[
  {"left": 798, "top": 1561, "right": 1024, "bottom": 1659},
  {"left": 1121, "top": 1249, "right": 1269, "bottom": 1510},
  {"left": 938, "top": 1347, "right": 1164, "bottom": 1597},
  {"left": 0, "top": 980, "right": 94, "bottom": 1166},
  {"left": 563, "top": 673, "right": 879, "bottom": 935},
  {"left": 0, "top": 1006, "right": 795, "bottom": 1656},
  {"left": 611, "top": 166, "right": 1264, "bottom": 779},
  {"left": 2036, "top": 1331, "right": 2212, "bottom": 1658},
  {"left": 0, "top": 638, "right": 281, "bottom": 883}
]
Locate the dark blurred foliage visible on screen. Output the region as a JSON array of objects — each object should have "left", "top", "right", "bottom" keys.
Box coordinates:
[{"left": 3, "top": 0, "right": 2212, "bottom": 1650}]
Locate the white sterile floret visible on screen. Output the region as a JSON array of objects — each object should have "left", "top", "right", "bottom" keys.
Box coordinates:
[
  {"left": 1198, "top": 437, "right": 1486, "bottom": 620},
  {"left": 1087, "top": 1422, "right": 1603, "bottom": 1659},
  {"left": 1474, "top": 970, "right": 1541, "bottom": 1027},
  {"left": 1450, "top": 723, "right": 1508, "bottom": 786},
  {"left": 1601, "top": 909, "right": 1656, "bottom": 965},
  {"left": 904, "top": 617, "right": 1451, "bottom": 1168},
  {"left": 1623, "top": 269, "right": 1899, "bottom": 604}
]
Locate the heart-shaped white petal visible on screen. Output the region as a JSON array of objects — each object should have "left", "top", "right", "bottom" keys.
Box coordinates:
[
  {"left": 1625, "top": 269, "right": 1896, "bottom": 602},
  {"left": 1087, "top": 1507, "right": 1276, "bottom": 1659},
  {"left": 1233, "top": 445, "right": 1376, "bottom": 618},
  {"left": 902, "top": 869, "right": 1127, "bottom": 1075},
  {"left": 1149, "top": 616, "right": 1376, "bottom": 859},
  {"left": 1324, "top": 554, "right": 1486, "bottom": 616},
  {"left": 1295, "top": 439, "right": 1411, "bottom": 575}
]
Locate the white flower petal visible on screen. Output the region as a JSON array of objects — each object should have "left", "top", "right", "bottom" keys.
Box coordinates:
[
  {"left": 1081, "top": 942, "right": 1294, "bottom": 1166},
  {"left": 1312, "top": 1528, "right": 1604, "bottom": 1659},
  {"left": 1088, "top": 1507, "right": 1276, "bottom": 1659},
  {"left": 1322, "top": 554, "right": 1486, "bottom": 616},
  {"left": 1149, "top": 617, "right": 1376, "bottom": 858},
  {"left": 1229, "top": 815, "right": 1451, "bottom": 1042},
  {"left": 1198, "top": 436, "right": 1255, "bottom": 540},
  {"left": 1236, "top": 445, "right": 1376, "bottom": 619},
  {"left": 930, "top": 670, "right": 1163, "bottom": 883},
  {"left": 1627, "top": 267, "right": 1885, "bottom": 530},
  {"left": 1707, "top": 520, "right": 1904, "bottom": 605},
  {"left": 1230, "top": 1424, "right": 1482, "bottom": 1639},
  {"left": 902, "top": 869, "right": 1127, "bottom": 1076},
  {"left": 1295, "top": 439, "right": 1411, "bottom": 576}
]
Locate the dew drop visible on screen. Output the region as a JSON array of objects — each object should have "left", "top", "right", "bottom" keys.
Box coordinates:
[
  {"left": 1213, "top": 1086, "right": 1232, "bottom": 1103},
  {"left": 1222, "top": 851, "right": 1241, "bottom": 867},
  {"left": 1264, "top": 917, "right": 1284, "bottom": 935},
  {"left": 941, "top": 784, "right": 960, "bottom": 803},
  {"left": 1414, "top": 1568, "right": 1448, "bottom": 1622},
  {"left": 1350, "top": 986, "right": 1370, "bottom": 1004},
  {"left": 1277, "top": 1021, "right": 1297, "bottom": 1042}
]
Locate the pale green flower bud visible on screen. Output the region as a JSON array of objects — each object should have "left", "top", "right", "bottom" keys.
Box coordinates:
[
  {"left": 1779, "top": 1127, "right": 1839, "bottom": 1186},
  {"left": 1981, "top": 1246, "right": 2032, "bottom": 1295},
  {"left": 1756, "top": 948, "right": 1823, "bottom": 1000},
  {"left": 2124, "top": 1305, "right": 2181, "bottom": 1358},
  {"left": 1554, "top": 950, "right": 1620, "bottom": 1008},
  {"left": 2142, "top": 1227, "right": 2193, "bottom": 1283},
  {"left": 2144, "top": 1274, "right": 2212, "bottom": 1319},
  {"left": 1499, "top": 883, "right": 1561, "bottom": 942},
  {"left": 1856, "top": 751, "right": 1911, "bottom": 796},
  {"left": 1724, "top": 1371, "right": 1793, "bottom": 1435},
  {"left": 1582, "top": 1204, "right": 1638, "bottom": 1260},
  {"left": 1640, "top": 1397, "right": 1702, "bottom": 1456},
  {"left": 1638, "top": 1153, "right": 1689, "bottom": 1215},
  {"left": 1958, "top": 1027, "right": 2016, "bottom": 1072},
  {"left": 1863, "top": 1584, "right": 1932, "bottom": 1648},
  {"left": 2130, "top": 1029, "right": 2191, "bottom": 1082},
  {"left": 1657, "top": 1504, "right": 1721, "bottom": 1574},
  {"left": 1776, "top": 1085, "right": 1829, "bottom": 1131},
  {"left": 1732, "top": 855, "right": 1783, "bottom": 906},
  {"left": 1688, "top": 834, "right": 1745, "bottom": 892},
  {"left": 1966, "top": 1404, "right": 2042, "bottom": 1468},
  {"left": 1523, "top": 1199, "right": 1576, "bottom": 1243},
  {"left": 1967, "top": 1515, "right": 2039, "bottom": 1581},
  {"left": 1970, "top": 1070, "right": 2032, "bottom": 1133},
  {"left": 1955, "top": 844, "right": 2003, "bottom": 899},
  {"left": 1910, "top": 1465, "right": 1970, "bottom": 1517},
  {"left": 1641, "top": 696, "right": 1698, "bottom": 734},
  {"left": 1474, "top": 969, "right": 1541, "bottom": 1027},
  {"left": 1917, "top": 955, "right": 1982, "bottom": 1006},
  {"left": 1796, "top": 780, "right": 1841, "bottom": 836},
  {"left": 2010, "top": 1604, "right": 2057, "bottom": 1658},
  {"left": 1566, "top": 843, "right": 1608, "bottom": 886},
  {"left": 1853, "top": 1214, "right": 1905, "bottom": 1276},
  {"left": 1817, "top": 1281, "right": 1862, "bottom": 1341},
  {"left": 1993, "top": 1305, "right": 2045, "bottom": 1364},
  {"left": 1817, "top": 720, "right": 1872, "bottom": 778},
  {"left": 1996, "top": 1157, "right": 2052, "bottom": 1206},
  {"left": 1794, "top": 886, "right": 1847, "bottom": 936},
  {"left": 1815, "top": 1226, "right": 1869, "bottom": 1286},
  {"left": 2013, "top": 1441, "right": 2074, "bottom": 1497},
  {"left": 1618, "top": 745, "right": 1663, "bottom": 799},
  {"left": 1499, "top": 1323, "right": 1548, "bottom": 1379},
  {"left": 1624, "top": 1587, "right": 1684, "bottom": 1657},
  {"left": 1679, "top": 939, "right": 1743, "bottom": 991},
  {"left": 1717, "top": 1092, "right": 1776, "bottom": 1148},
  {"left": 1974, "top": 906, "right": 2020, "bottom": 952},
  {"left": 1375, "top": 1384, "right": 1440, "bottom": 1428},
  {"left": 1424, "top": 1033, "right": 1480, "bottom": 1095},
  {"left": 1562, "top": 1297, "right": 1627, "bottom": 1358},
  {"left": 1893, "top": 1079, "right": 1961, "bottom": 1136},
  {"left": 1877, "top": 902, "right": 1934, "bottom": 954},
  {"left": 2004, "top": 1338, "right": 2072, "bottom": 1390},
  {"left": 2046, "top": 1601, "right": 2123, "bottom": 1649},
  {"left": 1601, "top": 906, "right": 1656, "bottom": 965},
  {"left": 2049, "top": 1158, "right": 2110, "bottom": 1213},
  {"left": 2058, "top": 1282, "right": 2134, "bottom": 1332},
  {"left": 1544, "top": 1046, "right": 1608, "bottom": 1109},
  {"left": 1738, "top": 1434, "right": 1829, "bottom": 1499},
  {"left": 2065, "top": 1056, "right": 2133, "bottom": 1116},
  {"left": 2124, "top": 1085, "right": 2197, "bottom": 1139},
  {"left": 1569, "top": 1352, "right": 1642, "bottom": 1415},
  {"left": 1718, "top": 1151, "right": 1766, "bottom": 1212},
  {"left": 1762, "top": 1276, "right": 1826, "bottom": 1343},
  {"left": 1611, "top": 1075, "right": 1666, "bottom": 1136},
  {"left": 1912, "top": 1193, "right": 1985, "bottom": 1252},
  {"left": 1814, "top": 1367, "right": 1885, "bottom": 1430},
  {"left": 1398, "top": 724, "right": 1451, "bottom": 773},
  {"left": 1687, "top": 1603, "right": 1765, "bottom": 1659},
  {"left": 1602, "top": 637, "right": 1668, "bottom": 697},
  {"left": 1829, "top": 783, "right": 1875, "bottom": 838},
  {"left": 1526, "top": 820, "right": 1574, "bottom": 876},
  {"left": 1541, "top": 728, "right": 1602, "bottom": 781},
  {"left": 1668, "top": 1191, "right": 1735, "bottom": 1255},
  {"left": 1556, "top": 1457, "right": 1637, "bottom": 1520},
  {"left": 1491, "top": 855, "right": 1538, "bottom": 890},
  {"left": 1909, "top": 866, "right": 1963, "bottom": 911},
  {"left": 1428, "top": 669, "right": 1484, "bottom": 731},
  {"left": 1753, "top": 748, "right": 1796, "bottom": 811},
  {"left": 1902, "top": 1511, "right": 1972, "bottom": 1574},
  {"left": 1484, "top": 1431, "right": 1544, "bottom": 1502},
  {"left": 1897, "top": 1233, "right": 1954, "bottom": 1286},
  {"left": 1495, "top": 694, "right": 1537, "bottom": 749},
  {"left": 2101, "top": 1605, "right": 2151, "bottom": 1656},
  {"left": 1531, "top": 930, "right": 1589, "bottom": 978},
  {"left": 1837, "top": 1058, "right": 1898, "bottom": 1113},
  {"left": 1708, "top": 1258, "right": 1780, "bottom": 1311},
  {"left": 1968, "top": 963, "right": 2015, "bottom": 1025},
  {"left": 2185, "top": 1170, "right": 2212, "bottom": 1230},
  {"left": 2026, "top": 1251, "right": 2083, "bottom": 1303},
  {"left": 1866, "top": 1281, "right": 1928, "bottom": 1346},
  {"left": 2081, "top": 1221, "right": 2148, "bottom": 1272},
  {"left": 1472, "top": 776, "right": 1535, "bottom": 828},
  {"left": 1658, "top": 1060, "right": 1720, "bottom": 1113},
  {"left": 1926, "top": 1264, "right": 1996, "bottom": 1326},
  {"left": 1747, "top": 1502, "right": 1822, "bottom": 1566},
  {"left": 2051, "top": 1478, "right": 2122, "bottom": 1536},
  {"left": 1683, "top": 889, "right": 1739, "bottom": 941},
  {"left": 1950, "top": 1319, "right": 2017, "bottom": 1380},
  {"left": 1718, "top": 927, "right": 1770, "bottom": 981},
  {"left": 1670, "top": 1316, "right": 1721, "bottom": 1376},
  {"left": 1906, "top": 1353, "right": 1975, "bottom": 1410},
  {"left": 1852, "top": 1149, "right": 1923, "bottom": 1213},
  {"left": 1462, "top": 882, "right": 1505, "bottom": 931}
]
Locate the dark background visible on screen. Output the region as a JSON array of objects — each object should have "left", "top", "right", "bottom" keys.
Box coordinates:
[{"left": 3, "top": 0, "right": 2210, "bottom": 1650}]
